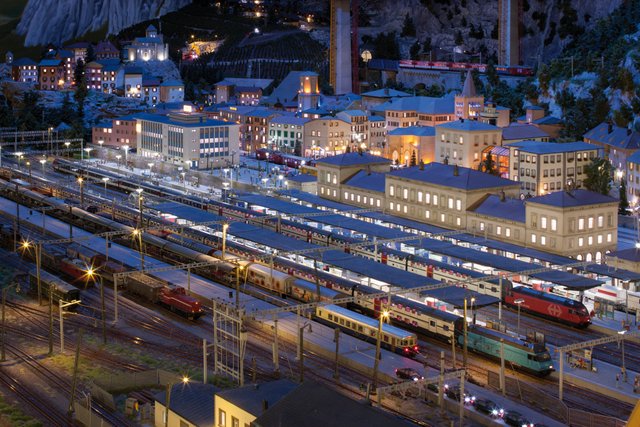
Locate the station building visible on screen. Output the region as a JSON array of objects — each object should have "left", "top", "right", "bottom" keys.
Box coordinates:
[
  {"left": 316, "top": 153, "right": 618, "bottom": 259},
  {"left": 135, "top": 107, "right": 239, "bottom": 170},
  {"left": 435, "top": 119, "right": 502, "bottom": 170}
]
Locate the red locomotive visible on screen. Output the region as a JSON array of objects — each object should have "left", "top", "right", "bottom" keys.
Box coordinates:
[
  {"left": 398, "top": 59, "right": 534, "bottom": 77},
  {"left": 503, "top": 283, "right": 591, "bottom": 328}
]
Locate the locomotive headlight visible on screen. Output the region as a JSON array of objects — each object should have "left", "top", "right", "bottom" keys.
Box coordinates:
[{"left": 491, "top": 409, "right": 498, "bottom": 416}]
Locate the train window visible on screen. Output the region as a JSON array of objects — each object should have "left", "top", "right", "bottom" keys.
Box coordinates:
[
  {"left": 339, "top": 318, "right": 344, "bottom": 325},
  {"left": 346, "top": 321, "right": 351, "bottom": 328},
  {"left": 383, "top": 336, "right": 389, "bottom": 343},
  {"left": 430, "top": 321, "right": 435, "bottom": 327},
  {"left": 328, "top": 314, "right": 332, "bottom": 321},
  {"left": 479, "top": 284, "right": 485, "bottom": 289},
  {"left": 443, "top": 325, "right": 449, "bottom": 331},
  {"left": 358, "top": 326, "right": 363, "bottom": 333},
  {"left": 534, "top": 353, "right": 551, "bottom": 362}
]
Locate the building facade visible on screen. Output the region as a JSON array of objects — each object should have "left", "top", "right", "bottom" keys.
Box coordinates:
[
  {"left": 507, "top": 140, "right": 600, "bottom": 197},
  {"left": 136, "top": 108, "right": 239, "bottom": 170},
  {"left": 11, "top": 58, "right": 37, "bottom": 83},
  {"left": 268, "top": 116, "right": 309, "bottom": 154},
  {"left": 583, "top": 122, "right": 640, "bottom": 174},
  {"left": 37, "top": 59, "right": 65, "bottom": 90},
  {"left": 386, "top": 125, "right": 435, "bottom": 166},
  {"left": 304, "top": 117, "right": 352, "bottom": 158},
  {"left": 435, "top": 119, "right": 502, "bottom": 169},
  {"left": 126, "top": 25, "right": 168, "bottom": 62}
]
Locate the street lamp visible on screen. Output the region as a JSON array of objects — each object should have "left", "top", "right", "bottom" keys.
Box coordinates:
[
  {"left": 165, "top": 376, "right": 190, "bottom": 427},
  {"left": 15, "top": 152, "right": 23, "bottom": 168},
  {"left": 86, "top": 268, "right": 106, "bottom": 344},
  {"left": 77, "top": 177, "right": 84, "bottom": 208},
  {"left": 148, "top": 162, "right": 154, "bottom": 178},
  {"left": 123, "top": 145, "right": 129, "bottom": 164},
  {"left": 180, "top": 172, "right": 186, "bottom": 191},
  {"left": 471, "top": 296, "right": 476, "bottom": 324},
  {"left": 278, "top": 174, "right": 283, "bottom": 188},
  {"left": 514, "top": 298, "right": 525, "bottom": 334},
  {"left": 39, "top": 158, "right": 46, "bottom": 176},
  {"left": 84, "top": 147, "right": 93, "bottom": 160},
  {"left": 26, "top": 161, "right": 31, "bottom": 180},
  {"left": 115, "top": 154, "right": 122, "bottom": 169},
  {"left": 371, "top": 309, "right": 389, "bottom": 396},
  {"left": 102, "top": 177, "right": 109, "bottom": 198},
  {"left": 64, "top": 141, "right": 71, "bottom": 157}
]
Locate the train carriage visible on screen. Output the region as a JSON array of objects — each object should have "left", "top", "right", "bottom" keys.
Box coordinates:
[
  {"left": 316, "top": 304, "right": 419, "bottom": 357},
  {"left": 29, "top": 268, "right": 80, "bottom": 310}
]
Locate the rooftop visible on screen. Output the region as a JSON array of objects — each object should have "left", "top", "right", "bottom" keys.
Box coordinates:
[
  {"left": 253, "top": 381, "right": 413, "bottom": 427},
  {"left": 217, "top": 379, "right": 297, "bottom": 416},
  {"left": 343, "top": 170, "right": 386, "bottom": 193},
  {"left": 135, "top": 112, "right": 232, "bottom": 128},
  {"left": 501, "top": 123, "right": 550, "bottom": 141},
  {"left": 526, "top": 189, "right": 617, "bottom": 208},
  {"left": 389, "top": 163, "right": 518, "bottom": 191},
  {"left": 316, "top": 152, "right": 391, "bottom": 167},
  {"left": 460, "top": 70, "right": 477, "bottom": 97},
  {"left": 506, "top": 140, "right": 600, "bottom": 154},
  {"left": 608, "top": 248, "right": 640, "bottom": 262},
  {"left": 470, "top": 194, "right": 526, "bottom": 223},
  {"left": 583, "top": 122, "right": 640, "bottom": 150},
  {"left": 532, "top": 116, "right": 563, "bottom": 125},
  {"left": 12, "top": 58, "right": 36, "bottom": 66},
  {"left": 376, "top": 94, "right": 455, "bottom": 116},
  {"left": 388, "top": 125, "right": 435, "bottom": 137},
  {"left": 160, "top": 79, "right": 184, "bottom": 87},
  {"left": 154, "top": 382, "right": 219, "bottom": 426},
  {"left": 38, "top": 59, "right": 62, "bottom": 67},
  {"left": 215, "top": 77, "right": 273, "bottom": 90},
  {"left": 437, "top": 119, "right": 500, "bottom": 132},
  {"left": 366, "top": 58, "right": 399, "bottom": 72},
  {"left": 287, "top": 174, "right": 317, "bottom": 183},
  {"left": 362, "top": 88, "right": 412, "bottom": 98},
  {"left": 270, "top": 115, "right": 310, "bottom": 126}
]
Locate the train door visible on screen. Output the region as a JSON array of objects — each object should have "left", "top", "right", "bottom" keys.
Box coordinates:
[
  {"left": 426, "top": 264, "right": 434, "bottom": 278},
  {"left": 381, "top": 253, "right": 388, "bottom": 264}
]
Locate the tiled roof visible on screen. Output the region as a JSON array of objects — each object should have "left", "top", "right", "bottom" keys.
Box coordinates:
[
  {"left": 362, "top": 88, "right": 412, "bottom": 98},
  {"left": 38, "top": 59, "right": 62, "bottom": 67},
  {"left": 95, "top": 41, "right": 118, "bottom": 52},
  {"left": 287, "top": 174, "right": 316, "bottom": 183},
  {"left": 160, "top": 79, "right": 183, "bottom": 87},
  {"left": 12, "top": 58, "right": 36, "bottom": 66},
  {"left": 215, "top": 77, "right": 273, "bottom": 89},
  {"left": 501, "top": 123, "right": 550, "bottom": 141},
  {"left": 626, "top": 150, "right": 640, "bottom": 164},
  {"left": 471, "top": 194, "right": 526, "bottom": 223},
  {"left": 437, "top": 119, "right": 499, "bottom": 132},
  {"left": 389, "top": 163, "right": 518, "bottom": 190},
  {"left": 124, "top": 66, "right": 143, "bottom": 74},
  {"left": 506, "top": 140, "right": 600, "bottom": 154},
  {"left": 217, "top": 379, "right": 297, "bottom": 417},
  {"left": 608, "top": 248, "right": 640, "bottom": 262},
  {"left": 376, "top": 94, "right": 455, "bottom": 115},
  {"left": 344, "top": 170, "right": 386, "bottom": 193},
  {"left": 270, "top": 115, "right": 310, "bottom": 126},
  {"left": 235, "top": 86, "right": 262, "bottom": 93},
  {"left": 533, "top": 116, "right": 563, "bottom": 125},
  {"left": 316, "top": 152, "right": 391, "bottom": 167},
  {"left": 583, "top": 122, "right": 640, "bottom": 150},
  {"left": 526, "top": 189, "right": 617, "bottom": 208},
  {"left": 460, "top": 71, "right": 476, "bottom": 97},
  {"left": 388, "top": 125, "right": 435, "bottom": 137},
  {"left": 154, "top": 383, "right": 219, "bottom": 426}
]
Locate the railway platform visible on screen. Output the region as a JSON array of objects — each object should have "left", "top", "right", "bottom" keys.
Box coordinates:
[{"left": 0, "top": 196, "right": 423, "bottom": 383}]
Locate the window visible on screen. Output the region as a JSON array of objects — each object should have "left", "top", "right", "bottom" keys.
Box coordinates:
[
  {"left": 496, "top": 226, "right": 502, "bottom": 235},
  {"left": 456, "top": 199, "right": 462, "bottom": 211},
  {"left": 456, "top": 217, "right": 461, "bottom": 226},
  {"left": 389, "top": 185, "right": 395, "bottom": 196},
  {"left": 531, "top": 233, "right": 537, "bottom": 243},
  {"left": 578, "top": 218, "right": 585, "bottom": 231},
  {"left": 607, "top": 233, "right": 612, "bottom": 242},
  {"left": 597, "top": 215, "right": 604, "bottom": 227},
  {"left": 219, "top": 409, "right": 226, "bottom": 427},
  {"left": 418, "top": 191, "right": 423, "bottom": 202},
  {"left": 425, "top": 193, "right": 431, "bottom": 204},
  {"left": 448, "top": 197, "right": 454, "bottom": 209},
  {"left": 440, "top": 213, "right": 446, "bottom": 222},
  {"left": 541, "top": 236, "right": 546, "bottom": 246},
  {"left": 588, "top": 236, "right": 593, "bottom": 245},
  {"left": 505, "top": 228, "right": 511, "bottom": 237},
  {"left": 541, "top": 217, "right": 547, "bottom": 229},
  {"left": 597, "top": 235, "right": 603, "bottom": 244},
  {"left": 433, "top": 195, "right": 439, "bottom": 206},
  {"left": 588, "top": 217, "right": 594, "bottom": 229},
  {"left": 578, "top": 237, "right": 584, "bottom": 247},
  {"left": 479, "top": 222, "right": 485, "bottom": 231},
  {"left": 389, "top": 202, "right": 394, "bottom": 211},
  {"left": 232, "top": 416, "right": 239, "bottom": 427},
  {"left": 403, "top": 188, "right": 408, "bottom": 199},
  {"left": 425, "top": 210, "right": 430, "bottom": 219}
]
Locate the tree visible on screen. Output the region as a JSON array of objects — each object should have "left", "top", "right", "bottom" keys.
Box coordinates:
[
  {"left": 86, "top": 44, "right": 96, "bottom": 63},
  {"left": 619, "top": 179, "right": 630, "bottom": 215},
  {"left": 537, "top": 64, "right": 551, "bottom": 96},
  {"left": 74, "top": 59, "right": 85, "bottom": 88},
  {"left": 454, "top": 30, "right": 464, "bottom": 46},
  {"left": 401, "top": 13, "right": 416, "bottom": 37},
  {"left": 479, "top": 152, "right": 499, "bottom": 175},
  {"left": 410, "top": 41, "right": 421, "bottom": 60},
  {"left": 410, "top": 150, "right": 417, "bottom": 166},
  {"left": 485, "top": 61, "right": 499, "bottom": 88},
  {"left": 584, "top": 157, "right": 612, "bottom": 195}
]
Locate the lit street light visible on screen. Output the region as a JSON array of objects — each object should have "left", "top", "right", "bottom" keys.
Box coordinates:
[
  {"left": 86, "top": 268, "right": 106, "bottom": 345},
  {"left": 84, "top": 147, "right": 93, "bottom": 160},
  {"left": 180, "top": 171, "right": 186, "bottom": 191},
  {"left": 371, "top": 309, "right": 390, "bottom": 397},
  {"left": 39, "top": 158, "right": 46, "bottom": 176},
  {"left": 148, "top": 162, "right": 154, "bottom": 178},
  {"left": 221, "top": 223, "right": 229, "bottom": 259},
  {"left": 64, "top": 141, "right": 71, "bottom": 157},
  {"left": 102, "top": 177, "right": 109, "bottom": 198},
  {"left": 77, "top": 177, "right": 85, "bottom": 208},
  {"left": 115, "top": 154, "right": 122, "bottom": 169},
  {"left": 165, "top": 376, "right": 189, "bottom": 427}
]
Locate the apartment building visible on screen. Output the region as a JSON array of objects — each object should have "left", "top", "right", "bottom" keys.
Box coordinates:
[{"left": 507, "top": 140, "right": 600, "bottom": 197}]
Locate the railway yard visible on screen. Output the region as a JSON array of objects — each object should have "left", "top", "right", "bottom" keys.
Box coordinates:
[{"left": 0, "top": 154, "right": 638, "bottom": 427}]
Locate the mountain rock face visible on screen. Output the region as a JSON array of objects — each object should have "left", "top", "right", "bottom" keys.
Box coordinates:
[
  {"left": 17, "top": 0, "right": 191, "bottom": 46},
  {"left": 359, "top": 0, "right": 623, "bottom": 64}
]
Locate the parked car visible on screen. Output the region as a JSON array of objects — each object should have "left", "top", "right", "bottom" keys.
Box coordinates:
[
  {"left": 504, "top": 411, "right": 534, "bottom": 426},
  {"left": 474, "top": 398, "right": 504, "bottom": 418},
  {"left": 395, "top": 368, "right": 423, "bottom": 382},
  {"left": 443, "top": 384, "right": 475, "bottom": 405}
]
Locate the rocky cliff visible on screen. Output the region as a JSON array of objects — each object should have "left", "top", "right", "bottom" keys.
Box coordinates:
[{"left": 16, "top": 0, "right": 191, "bottom": 46}]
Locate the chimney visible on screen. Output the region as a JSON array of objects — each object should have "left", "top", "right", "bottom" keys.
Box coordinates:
[
  {"left": 384, "top": 87, "right": 389, "bottom": 96},
  {"left": 459, "top": 118, "right": 464, "bottom": 123},
  {"left": 608, "top": 122, "right": 613, "bottom": 134},
  {"left": 262, "top": 400, "right": 269, "bottom": 413},
  {"left": 500, "top": 190, "right": 506, "bottom": 202},
  {"left": 627, "top": 128, "right": 632, "bottom": 136},
  {"left": 419, "top": 160, "right": 424, "bottom": 170},
  {"left": 453, "top": 164, "right": 459, "bottom": 176},
  {"left": 443, "top": 156, "right": 449, "bottom": 165}
]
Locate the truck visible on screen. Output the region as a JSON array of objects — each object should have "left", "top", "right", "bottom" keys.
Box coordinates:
[{"left": 124, "top": 272, "right": 204, "bottom": 320}]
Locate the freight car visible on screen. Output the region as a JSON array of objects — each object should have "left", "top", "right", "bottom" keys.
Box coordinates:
[
  {"left": 29, "top": 268, "right": 80, "bottom": 310},
  {"left": 124, "top": 272, "right": 204, "bottom": 319}
]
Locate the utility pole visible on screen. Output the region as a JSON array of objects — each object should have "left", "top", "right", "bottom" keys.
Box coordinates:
[
  {"left": 463, "top": 298, "right": 468, "bottom": 368},
  {"left": 500, "top": 339, "right": 505, "bottom": 396},
  {"left": 438, "top": 351, "right": 445, "bottom": 411},
  {"left": 273, "top": 314, "right": 280, "bottom": 377},
  {"left": 48, "top": 285, "right": 53, "bottom": 355},
  {"left": 333, "top": 327, "right": 340, "bottom": 380},
  {"left": 68, "top": 328, "right": 83, "bottom": 416}
]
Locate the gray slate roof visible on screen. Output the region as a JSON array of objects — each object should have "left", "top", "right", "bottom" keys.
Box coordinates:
[
  {"left": 253, "top": 381, "right": 414, "bottom": 427},
  {"left": 316, "top": 152, "right": 391, "bottom": 167},
  {"left": 583, "top": 122, "right": 640, "bottom": 150},
  {"left": 343, "top": 170, "right": 386, "bottom": 193},
  {"left": 217, "top": 379, "right": 297, "bottom": 417},
  {"left": 437, "top": 119, "right": 499, "bottom": 132},
  {"left": 501, "top": 123, "right": 550, "bottom": 141},
  {"left": 526, "top": 189, "right": 617, "bottom": 208},
  {"left": 376, "top": 94, "right": 455, "bottom": 115},
  {"left": 154, "top": 383, "right": 219, "bottom": 426},
  {"left": 506, "top": 140, "right": 599, "bottom": 154},
  {"left": 388, "top": 125, "right": 435, "bottom": 137},
  {"left": 389, "top": 163, "right": 518, "bottom": 191},
  {"left": 471, "top": 194, "right": 526, "bottom": 223}
]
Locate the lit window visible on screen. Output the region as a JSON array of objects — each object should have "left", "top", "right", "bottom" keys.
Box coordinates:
[
  {"left": 588, "top": 217, "right": 594, "bottom": 229},
  {"left": 403, "top": 205, "right": 407, "bottom": 213},
  {"left": 578, "top": 237, "right": 584, "bottom": 247},
  {"left": 531, "top": 233, "right": 537, "bottom": 243},
  {"left": 551, "top": 218, "right": 557, "bottom": 231},
  {"left": 578, "top": 218, "right": 585, "bottom": 230},
  {"left": 607, "top": 233, "right": 612, "bottom": 242},
  {"left": 403, "top": 188, "right": 408, "bottom": 199},
  {"left": 496, "top": 226, "right": 502, "bottom": 235},
  {"left": 597, "top": 215, "right": 604, "bottom": 227},
  {"left": 440, "top": 213, "right": 446, "bottom": 222},
  {"left": 390, "top": 185, "right": 395, "bottom": 196},
  {"left": 425, "top": 193, "right": 431, "bottom": 204},
  {"left": 541, "top": 217, "right": 547, "bottom": 229},
  {"left": 456, "top": 217, "right": 461, "bottom": 226},
  {"left": 456, "top": 199, "right": 462, "bottom": 211},
  {"left": 448, "top": 197, "right": 454, "bottom": 209},
  {"left": 418, "top": 192, "right": 423, "bottom": 203},
  {"left": 425, "top": 210, "right": 430, "bottom": 219},
  {"left": 597, "top": 235, "right": 603, "bottom": 244},
  {"left": 505, "top": 228, "right": 511, "bottom": 237},
  {"left": 588, "top": 236, "right": 593, "bottom": 245},
  {"left": 479, "top": 222, "right": 485, "bottom": 231},
  {"left": 390, "top": 202, "right": 394, "bottom": 210},
  {"left": 433, "top": 195, "right": 439, "bottom": 206},
  {"left": 541, "top": 236, "right": 546, "bottom": 246}
]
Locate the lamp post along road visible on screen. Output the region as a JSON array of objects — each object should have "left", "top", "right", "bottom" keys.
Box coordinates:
[
  {"left": 370, "top": 309, "right": 389, "bottom": 398},
  {"left": 514, "top": 298, "right": 525, "bottom": 334}
]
